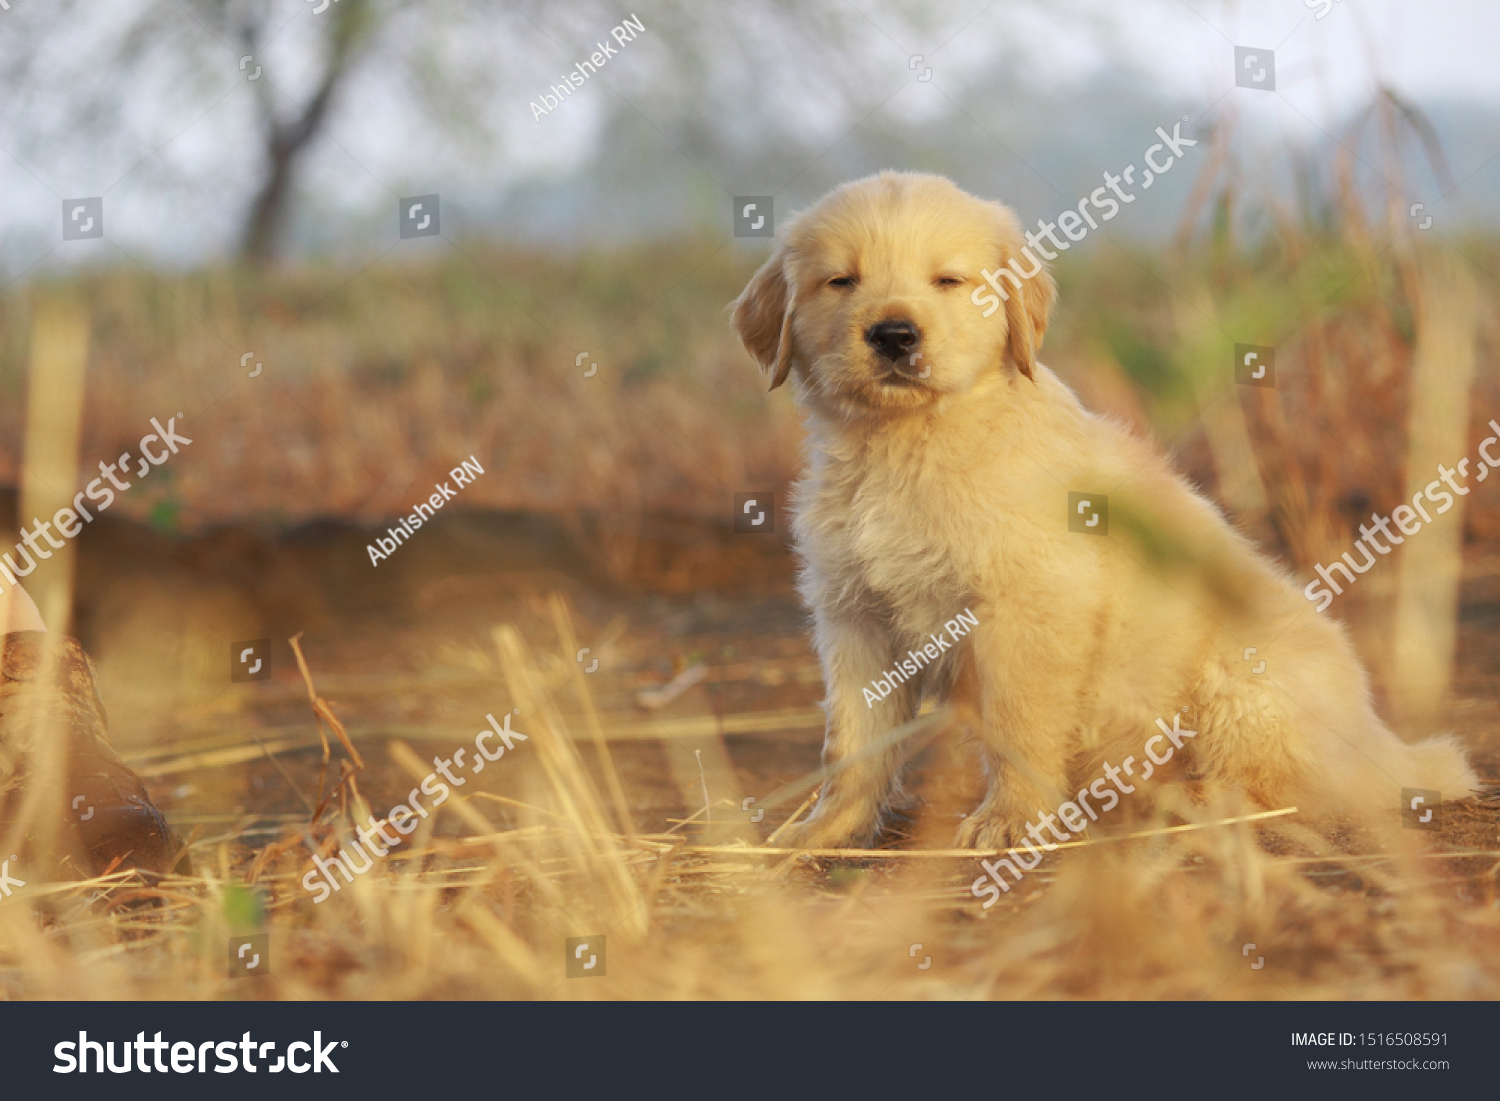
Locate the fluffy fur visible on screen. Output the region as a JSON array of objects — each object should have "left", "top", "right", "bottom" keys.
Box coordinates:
[{"left": 731, "top": 170, "right": 1478, "bottom": 849}]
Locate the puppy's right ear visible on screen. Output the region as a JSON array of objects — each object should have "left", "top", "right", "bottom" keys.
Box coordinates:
[{"left": 731, "top": 250, "right": 795, "bottom": 391}]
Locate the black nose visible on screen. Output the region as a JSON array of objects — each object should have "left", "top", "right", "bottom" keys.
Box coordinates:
[{"left": 865, "top": 319, "right": 920, "bottom": 361}]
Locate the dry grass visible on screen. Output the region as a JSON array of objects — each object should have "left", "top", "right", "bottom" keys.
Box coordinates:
[
  {"left": 0, "top": 244, "right": 806, "bottom": 554},
  {"left": 3, "top": 605, "right": 1498, "bottom": 1002}
]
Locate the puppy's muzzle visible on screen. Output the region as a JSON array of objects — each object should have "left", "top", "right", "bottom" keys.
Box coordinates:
[{"left": 866, "top": 318, "right": 921, "bottom": 364}]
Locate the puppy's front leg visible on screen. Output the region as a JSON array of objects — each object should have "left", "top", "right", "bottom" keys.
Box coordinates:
[
  {"left": 779, "top": 610, "right": 918, "bottom": 848},
  {"left": 955, "top": 620, "right": 1078, "bottom": 850}
]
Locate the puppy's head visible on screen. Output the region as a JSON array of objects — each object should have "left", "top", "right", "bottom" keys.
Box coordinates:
[{"left": 731, "top": 172, "right": 1055, "bottom": 416}]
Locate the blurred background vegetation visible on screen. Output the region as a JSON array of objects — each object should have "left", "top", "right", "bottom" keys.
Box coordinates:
[{"left": 0, "top": 0, "right": 1494, "bottom": 546}]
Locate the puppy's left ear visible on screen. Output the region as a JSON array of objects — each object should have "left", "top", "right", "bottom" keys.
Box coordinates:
[
  {"left": 731, "top": 249, "right": 796, "bottom": 390},
  {"left": 1004, "top": 258, "right": 1056, "bottom": 383}
]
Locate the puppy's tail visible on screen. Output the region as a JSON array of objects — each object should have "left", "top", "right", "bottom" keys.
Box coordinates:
[
  {"left": 1313, "top": 723, "right": 1481, "bottom": 817},
  {"left": 1395, "top": 731, "right": 1482, "bottom": 801}
]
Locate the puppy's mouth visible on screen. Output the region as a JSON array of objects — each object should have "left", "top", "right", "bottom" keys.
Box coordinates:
[{"left": 876, "top": 371, "right": 928, "bottom": 389}]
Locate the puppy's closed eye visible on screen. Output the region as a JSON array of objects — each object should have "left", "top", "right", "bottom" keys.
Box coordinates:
[{"left": 827, "top": 275, "right": 858, "bottom": 288}]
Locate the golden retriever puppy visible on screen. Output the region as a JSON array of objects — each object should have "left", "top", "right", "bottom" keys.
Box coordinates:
[{"left": 731, "top": 170, "right": 1478, "bottom": 850}]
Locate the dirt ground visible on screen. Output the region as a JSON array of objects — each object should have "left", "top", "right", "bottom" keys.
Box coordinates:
[{"left": 65, "top": 506, "right": 825, "bottom": 843}]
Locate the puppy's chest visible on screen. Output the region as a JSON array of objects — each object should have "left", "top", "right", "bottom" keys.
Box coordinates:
[{"left": 800, "top": 460, "right": 973, "bottom": 612}]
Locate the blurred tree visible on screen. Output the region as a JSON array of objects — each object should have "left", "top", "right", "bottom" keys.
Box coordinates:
[
  {"left": 236, "top": 0, "right": 378, "bottom": 263},
  {"left": 0, "top": 0, "right": 1093, "bottom": 263},
  {"left": 0, "top": 0, "right": 494, "bottom": 264}
]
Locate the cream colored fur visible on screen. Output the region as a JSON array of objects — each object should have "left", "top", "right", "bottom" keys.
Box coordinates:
[{"left": 731, "top": 170, "right": 1478, "bottom": 849}]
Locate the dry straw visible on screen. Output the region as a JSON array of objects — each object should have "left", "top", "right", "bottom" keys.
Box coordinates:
[{"left": 1, "top": 601, "right": 1495, "bottom": 1000}]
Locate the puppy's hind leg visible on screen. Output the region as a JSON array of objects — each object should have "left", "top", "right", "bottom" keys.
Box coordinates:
[{"left": 778, "top": 610, "right": 919, "bottom": 849}]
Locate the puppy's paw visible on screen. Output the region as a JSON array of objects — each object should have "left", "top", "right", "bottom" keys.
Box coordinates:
[
  {"left": 954, "top": 810, "right": 1034, "bottom": 851},
  {"left": 773, "top": 804, "right": 880, "bottom": 850}
]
